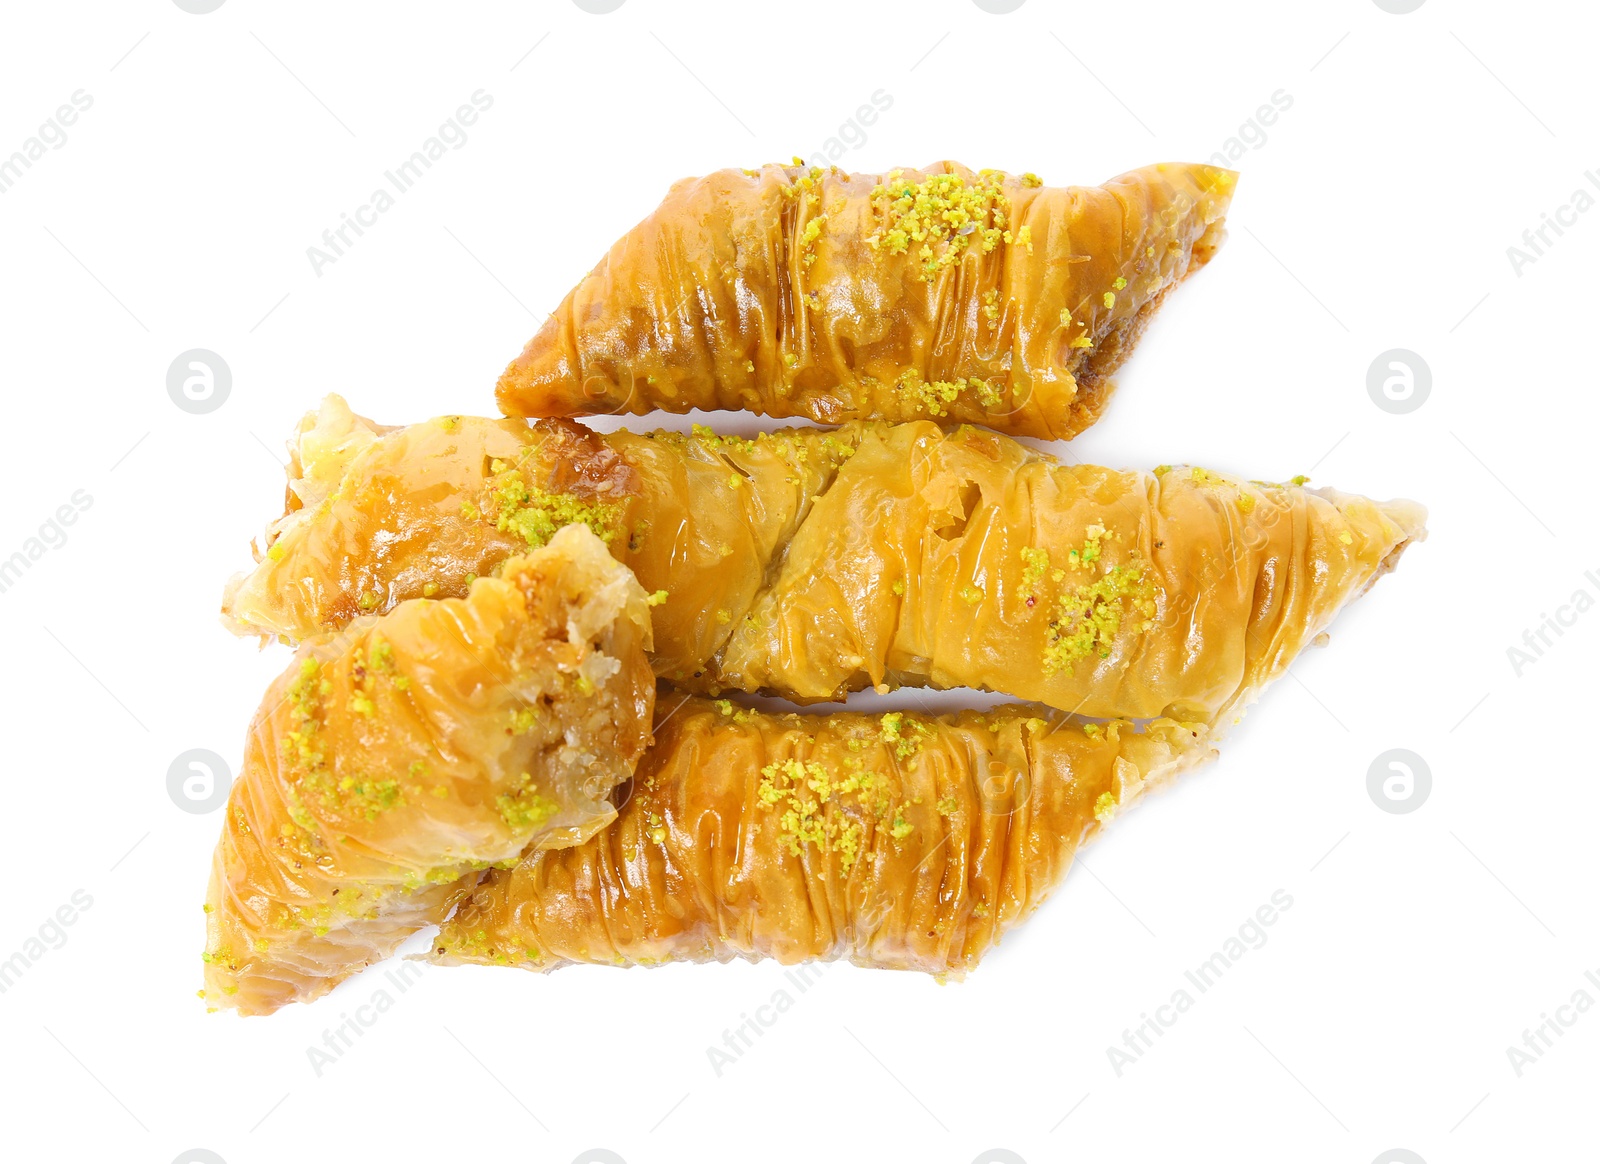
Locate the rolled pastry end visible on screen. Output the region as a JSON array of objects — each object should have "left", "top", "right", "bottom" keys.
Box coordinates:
[
  {"left": 201, "top": 523, "right": 655, "bottom": 1015},
  {"left": 1062, "top": 163, "right": 1238, "bottom": 441}
]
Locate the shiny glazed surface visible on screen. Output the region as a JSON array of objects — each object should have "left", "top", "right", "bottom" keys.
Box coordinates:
[
  {"left": 204, "top": 525, "right": 655, "bottom": 1015},
  {"left": 496, "top": 162, "right": 1236, "bottom": 441},
  {"left": 226, "top": 398, "right": 1425, "bottom": 728},
  {"left": 430, "top": 699, "right": 1215, "bottom": 975}
]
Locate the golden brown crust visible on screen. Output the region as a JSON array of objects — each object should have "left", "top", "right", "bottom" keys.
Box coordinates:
[
  {"left": 496, "top": 162, "right": 1236, "bottom": 440},
  {"left": 428, "top": 699, "right": 1215, "bottom": 975},
  {"left": 703, "top": 426, "right": 1429, "bottom": 725},
  {"left": 204, "top": 526, "right": 654, "bottom": 1015},
  {"left": 225, "top": 403, "right": 1426, "bottom": 730}
]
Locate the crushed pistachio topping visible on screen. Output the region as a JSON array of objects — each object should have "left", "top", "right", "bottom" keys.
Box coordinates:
[
  {"left": 280, "top": 656, "right": 410, "bottom": 824},
  {"left": 331, "top": 772, "right": 400, "bottom": 817},
  {"left": 800, "top": 212, "right": 828, "bottom": 267},
  {"left": 485, "top": 462, "right": 623, "bottom": 551},
  {"left": 281, "top": 659, "right": 327, "bottom": 805},
  {"left": 756, "top": 739, "right": 921, "bottom": 869},
  {"left": 1113, "top": 277, "right": 1128, "bottom": 290},
  {"left": 691, "top": 423, "right": 758, "bottom": 455},
  {"left": 266, "top": 540, "right": 286, "bottom": 562},
  {"left": 1102, "top": 291, "right": 1116, "bottom": 309},
  {"left": 892, "top": 369, "right": 1001, "bottom": 417},
  {"left": 496, "top": 771, "right": 557, "bottom": 831},
  {"left": 1094, "top": 791, "right": 1118, "bottom": 823},
  {"left": 835, "top": 821, "right": 863, "bottom": 870},
  {"left": 1044, "top": 560, "right": 1155, "bottom": 675},
  {"left": 879, "top": 712, "right": 930, "bottom": 759},
  {"left": 1019, "top": 546, "right": 1051, "bottom": 604},
  {"left": 1040, "top": 528, "right": 1156, "bottom": 676},
  {"left": 959, "top": 584, "right": 984, "bottom": 605},
  {"left": 647, "top": 589, "right": 668, "bottom": 606},
  {"left": 1065, "top": 523, "right": 1110, "bottom": 571},
  {"left": 866, "top": 169, "right": 1015, "bottom": 280}
]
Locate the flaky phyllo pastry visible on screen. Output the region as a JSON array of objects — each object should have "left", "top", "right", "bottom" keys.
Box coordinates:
[
  {"left": 429, "top": 699, "right": 1216, "bottom": 976},
  {"left": 203, "top": 158, "right": 1425, "bottom": 1011},
  {"left": 226, "top": 396, "right": 1424, "bottom": 728},
  {"left": 495, "top": 162, "right": 1235, "bottom": 441},
  {"left": 203, "top": 525, "right": 654, "bottom": 1015}
]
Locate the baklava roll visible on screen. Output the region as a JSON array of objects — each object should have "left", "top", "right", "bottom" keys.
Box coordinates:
[
  {"left": 496, "top": 161, "right": 1235, "bottom": 440},
  {"left": 203, "top": 526, "right": 654, "bottom": 1015},
  {"left": 428, "top": 698, "right": 1216, "bottom": 976}
]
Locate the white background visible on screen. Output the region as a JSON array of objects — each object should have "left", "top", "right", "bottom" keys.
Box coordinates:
[{"left": 0, "top": 1, "right": 1595, "bottom": 1161}]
